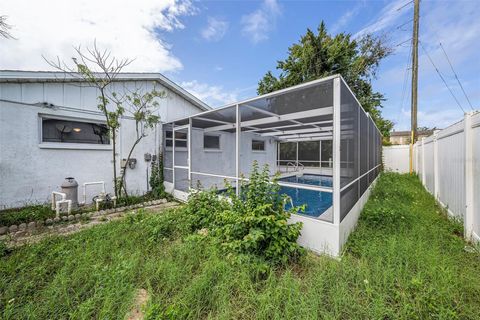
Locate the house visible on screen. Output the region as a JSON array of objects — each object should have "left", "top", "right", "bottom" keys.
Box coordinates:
[
  {"left": 0, "top": 70, "right": 210, "bottom": 209},
  {"left": 389, "top": 129, "right": 433, "bottom": 145}
]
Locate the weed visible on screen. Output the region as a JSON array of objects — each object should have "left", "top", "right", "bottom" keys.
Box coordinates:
[{"left": 0, "top": 205, "right": 56, "bottom": 226}]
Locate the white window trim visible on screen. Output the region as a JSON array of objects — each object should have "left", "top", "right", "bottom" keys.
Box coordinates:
[
  {"left": 39, "top": 142, "right": 112, "bottom": 150},
  {"left": 203, "top": 133, "right": 221, "bottom": 151},
  {"left": 38, "top": 114, "right": 112, "bottom": 150}
]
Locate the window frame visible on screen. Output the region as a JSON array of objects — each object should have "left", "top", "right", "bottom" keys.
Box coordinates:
[
  {"left": 203, "top": 133, "right": 221, "bottom": 151},
  {"left": 38, "top": 114, "right": 112, "bottom": 150},
  {"left": 251, "top": 139, "right": 266, "bottom": 152},
  {"left": 165, "top": 130, "right": 188, "bottom": 149}
]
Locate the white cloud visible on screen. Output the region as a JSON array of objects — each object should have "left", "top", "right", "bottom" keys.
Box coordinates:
[
  {"left": 180, "top": 80, "right": 238, "bottom": 107},
  {"left": 241, "top": 0, "right": 281, "bottom": 43},
  {"left": 371, "top": 0, "right": 479, "bottom": 132},
  {"left": 201, "top": 17, "right": 228, "bottom": 42},
  {"left": 0, "top": 0, "right": 197, "bottom": 72},
  {"left": 331, "top": 5, "right": 361, "bottom": 34}
]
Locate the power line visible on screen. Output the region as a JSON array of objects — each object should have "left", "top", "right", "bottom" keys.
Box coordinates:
[
  {"left": 439, "top": 42, "right": 475, "bottom": 111},
  {"left": 400, "top": 42, "right": 413, "bottom": 111},
  {"left": 419, "top": 41, "right": 465, "bottom": 113},
  {"left": 396, "top": 18, "right": 414, "bottom": 31},
  {"left": 394, "top": 42, "right": 412, "bottom": 127},
  {"left": 394, "top": 38, "right": 413, "bottom": 48},
  {"left": 397, "top": 0, "right": 414, "bottom": 12}
]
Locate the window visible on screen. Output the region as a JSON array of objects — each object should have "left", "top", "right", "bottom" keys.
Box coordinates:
[
  {"left": 165, "top": 130, "right": 173, "bottom": 147},
  {"left": 279, "top": 142, "right": 296, "bottom": 166},
  {"left": 298, "top": 141, "right": 320, "bottom": 167},
  {"left": 321, "top": 140, "right": 333, "bottom": 167},
  {"left": 252, "top": 140, "right": 265, "bottom": 151},
  {"left": 165, "top": 130, "right": 187, "bottom": 148},
  {"left": 42, "top": 118, "right": 109, "bottom": 144},
  {"left": 204, "top": 134, "right": 220, "bottom": 150}
]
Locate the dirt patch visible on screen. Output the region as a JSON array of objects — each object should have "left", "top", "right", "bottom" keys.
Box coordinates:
[{"left": 126, "top": 289, "right": 149, "bottom": 320}]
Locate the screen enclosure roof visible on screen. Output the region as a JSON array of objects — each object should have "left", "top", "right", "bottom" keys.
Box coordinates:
[{"left": 165, "top": 74, "right": 380, "bottom": 142}]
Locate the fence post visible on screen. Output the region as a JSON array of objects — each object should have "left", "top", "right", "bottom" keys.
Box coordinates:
[
  {"left": 421, "top": 137, "right": 426, "bottom": 185},
  {"left": 464, "top": 112, "right": 474, "bottom": 240},
  {"left": 415, "top": 143, "right": 419, "bottom": 173},
  {"left": 433, "top": 131, "right": 439, "bottom": 199}
]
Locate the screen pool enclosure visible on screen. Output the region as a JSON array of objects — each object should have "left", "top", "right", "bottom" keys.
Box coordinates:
[{"left": 163, "top": 74, "right": 381, "bottom": 256}]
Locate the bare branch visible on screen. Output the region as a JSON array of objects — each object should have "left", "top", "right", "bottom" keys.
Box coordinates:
[{"left": 0, "top": 15, "right": 15, "bottom": 39}]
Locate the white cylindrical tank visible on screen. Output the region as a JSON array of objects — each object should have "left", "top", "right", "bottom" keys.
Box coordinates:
[{"left": 61, "top": 177, "right": 79, "bottom": 208}]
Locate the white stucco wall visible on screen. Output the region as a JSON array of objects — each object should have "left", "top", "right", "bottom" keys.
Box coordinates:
[
  {"left": 0, "top": 79, "right": 205, "bottom": 209},
  {"left": 163, "top": 128, "right": 278, "bottom": 191}
]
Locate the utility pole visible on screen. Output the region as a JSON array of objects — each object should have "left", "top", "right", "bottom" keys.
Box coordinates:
[{"left": 409, "top": 0, "right": 420, "bottom": 174}]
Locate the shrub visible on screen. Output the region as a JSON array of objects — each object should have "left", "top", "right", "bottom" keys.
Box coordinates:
[
  {"left": 183, "top": 188, "right": 229, "bottom": 232},
  {"left": 184, "top": 161, "right": 304, "bottom": 265}
]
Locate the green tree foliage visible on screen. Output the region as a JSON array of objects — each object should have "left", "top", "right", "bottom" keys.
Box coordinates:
[{"left": 258, "top": 21, "right": 394, "bottom": 136}]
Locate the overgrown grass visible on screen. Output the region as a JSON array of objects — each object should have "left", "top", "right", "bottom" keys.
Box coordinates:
[
  {"left": 1, "top": 173, "right": 479, "bottom": 319},
  {"left": 0, "top": 192, "right": 173, "bottom": 226},
  {"left": 0, "top": 205, "right": 56, "bottom": 226}
]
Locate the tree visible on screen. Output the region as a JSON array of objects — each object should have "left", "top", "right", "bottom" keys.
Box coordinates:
[
  {"left": 257, "top": 21, "right": 394, "bottom": 136},
  {"left": 119, "top": 87, "right": 164, "bottom": 197},
  {"left": 0, "top": 15, "right": 15, "bottom": 39},
  {"left": 46, "top": 42, "right": 163, "bottom": 198},
  {"left": 417, "top": 126, "right": 436, "bottom": 132}
]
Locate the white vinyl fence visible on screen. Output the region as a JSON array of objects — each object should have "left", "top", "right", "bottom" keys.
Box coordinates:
[
  {"left": 383, "top": 111, "right": 480, "bottom": 243},
  {"left": 383, "top": 145, "right": 410, "bottom": 173}
]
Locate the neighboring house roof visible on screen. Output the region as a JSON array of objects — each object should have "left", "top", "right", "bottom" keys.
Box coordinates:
[
  {"left": 0, "top": 70, "right": 211, "bottom": 111},
  {"left": 390, "top": 130, "right": 434, "bottom": 137}
]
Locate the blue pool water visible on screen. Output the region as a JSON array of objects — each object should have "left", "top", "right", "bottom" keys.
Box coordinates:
[
  {"left": 279, "top": 174, "right": 332, "bottom": 217},
  {"left": 279, "top": 174, "right": 333, "bottom": 187}
]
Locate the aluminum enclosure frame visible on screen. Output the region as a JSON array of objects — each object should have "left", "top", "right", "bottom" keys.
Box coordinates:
[{"left": 163, "top": 74, "right": 382, "bottom": 256}]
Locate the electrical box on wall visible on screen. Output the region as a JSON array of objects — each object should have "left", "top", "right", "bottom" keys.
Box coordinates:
[
  {"left": 128, "top": 158, "right": 137, "bottom": 169},
  {"left": 121, "top": 158, "right": 137, "bottom": 169},
  {"left": 144, "top": 153, "right": 152, "bottom": 162}
]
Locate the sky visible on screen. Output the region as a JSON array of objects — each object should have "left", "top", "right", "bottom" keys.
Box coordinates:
[{"left": 1, "top": 0, "right": 479, "bottom": 131}]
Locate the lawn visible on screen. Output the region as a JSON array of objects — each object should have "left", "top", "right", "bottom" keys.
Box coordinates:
[{"left": 1, "top": 173, "right": 479, "bottom": 319}]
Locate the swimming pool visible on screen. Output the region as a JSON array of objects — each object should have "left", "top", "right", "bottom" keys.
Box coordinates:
[
  {"left": 279, "top": 174, "right": 333, "bottom": 187},
  {"left": 279, "top": 174, "right": 333, "bottom": 218}
]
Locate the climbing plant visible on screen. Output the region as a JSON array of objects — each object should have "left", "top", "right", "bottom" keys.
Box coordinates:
[{"left": 150, "top": 153, "right": 165, "bottom": 198}]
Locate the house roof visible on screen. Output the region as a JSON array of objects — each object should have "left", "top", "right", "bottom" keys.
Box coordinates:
[
  {"left": 0, "top": 70, "right": 211, "bottom": 111},
  {"left": 390, "top": 130, "right": 434, "bottom": 137}
]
